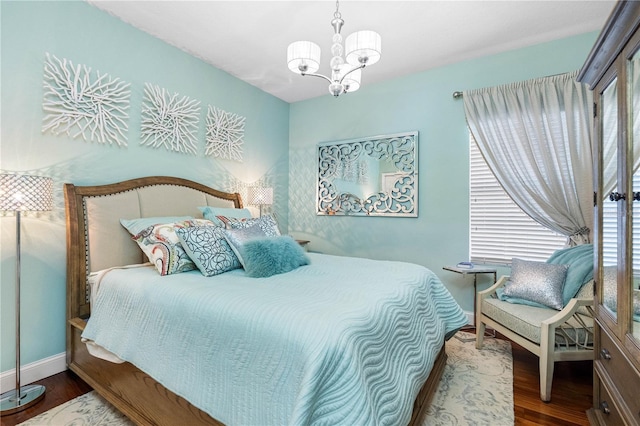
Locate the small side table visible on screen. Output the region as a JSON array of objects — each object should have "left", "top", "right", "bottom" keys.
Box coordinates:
[{"left": 443, "top": 265, "right": 497, "bottom": 328}]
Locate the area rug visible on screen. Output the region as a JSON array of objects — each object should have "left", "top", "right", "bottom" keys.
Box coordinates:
[
  {"left": 423, "top": 331, "right": 514, "bottom": 425},
  {"left": 19, "top": 331, "right": 513, "bottom": 426}
]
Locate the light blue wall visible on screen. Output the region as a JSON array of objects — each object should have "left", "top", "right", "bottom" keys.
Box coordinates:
[
  {"left": 288, "top": 31, "right": 599, "bottom": 312},
  {"left": 0, "top": 0, "right": 600, "bottom": 375},
  {"left": 0, "top": 2, "right": 289, "bottom": 372}
]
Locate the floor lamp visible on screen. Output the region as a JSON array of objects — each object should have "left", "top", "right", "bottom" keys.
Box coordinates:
[
  {"left": 0, "top": 173, "right": 53, "bottom": 415},
  {"left": 247, "top": 187, "right": 273, "bottom": 217}
]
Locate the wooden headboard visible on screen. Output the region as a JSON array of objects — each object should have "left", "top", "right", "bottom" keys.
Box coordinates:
[{"left": 64, "top": 176, "right": 242, "bottom": 323}]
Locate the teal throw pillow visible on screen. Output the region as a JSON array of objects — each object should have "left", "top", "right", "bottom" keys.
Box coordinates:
[
  {"left": 546, "top": 243, "right": 594, "bottom": 305},
  {"left": 198, "top": 206, "right": 252, "bottom": 227},
  {"left": 239, "top": 236, "right": 310, "bottom": 278}
]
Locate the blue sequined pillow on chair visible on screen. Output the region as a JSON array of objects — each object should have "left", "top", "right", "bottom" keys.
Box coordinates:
[{"left": 501, "top": 258, "right": 569, "bottom": 310}]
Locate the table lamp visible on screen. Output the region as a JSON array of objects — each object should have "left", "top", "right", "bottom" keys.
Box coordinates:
[
  {"left": 0, "top": 173, "right": 53, "bottom": 414},
  {"left": 247, "top": 187, "right": 273, "bottom": 217}
]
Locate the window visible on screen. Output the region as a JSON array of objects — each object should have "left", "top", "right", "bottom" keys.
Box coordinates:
[{"left": 469, "top": 134, "right": 566, "bottom": 264}]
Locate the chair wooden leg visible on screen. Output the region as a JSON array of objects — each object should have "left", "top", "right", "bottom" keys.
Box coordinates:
[
  {"left": 539, "top": 353, "right": 554, "bottom": 402},
  {"left": 476, "top": 320, "right": 486, "bottom": 349},
  {"left": 539, "top": 326, "right": 555, "bottom": 402}
]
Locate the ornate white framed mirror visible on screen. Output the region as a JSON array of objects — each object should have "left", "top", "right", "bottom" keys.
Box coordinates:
[{"left": 316, "top": 131, "right": 418, "bottom": 216}]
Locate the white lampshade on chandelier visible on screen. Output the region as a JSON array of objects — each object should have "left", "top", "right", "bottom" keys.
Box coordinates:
[{"left": 287, "top": 0, "right": 381, "bottom": 97}]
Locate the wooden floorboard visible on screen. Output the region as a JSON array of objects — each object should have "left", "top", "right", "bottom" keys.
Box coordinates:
[
  {"left": 0, "top": 369, "right": 92, "bottom": 426},
  {"left": 0, "top": 335, "right": 593, "bottom": 426},
  {"left": 510, "top": 337, "right": 592, "bottom": 426}
]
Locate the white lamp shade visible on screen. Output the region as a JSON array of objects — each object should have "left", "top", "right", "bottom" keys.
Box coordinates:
[
  {"left": 345, "top": 30, "right": 381, "bottom": 67},
  {"left": 287, "top": 41, "right": 321, "bottom": 74},
  {"left": 0, "top": 174, "right": 53, "bottom": 212},
  {"left": 339, "top": 65, "right": 361, "bottom": 93},
  {"left": 248, "top": 187, "right": 273, "bottom": 206}
]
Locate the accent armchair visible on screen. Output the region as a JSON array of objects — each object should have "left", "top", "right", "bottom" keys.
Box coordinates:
[
  {"left": 476, "top": 275, "right": 594, "bottom": 402},
  {"left": 476, "top": 244, "right": 594, "bottom": 401}
]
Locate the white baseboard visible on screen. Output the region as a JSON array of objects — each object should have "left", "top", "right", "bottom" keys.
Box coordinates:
[
  {"left": 465, "top": 310, "right": 474, "bottom": 325},
  {"left": 0, "top": 353, "right": 67, "bottom": 394}
]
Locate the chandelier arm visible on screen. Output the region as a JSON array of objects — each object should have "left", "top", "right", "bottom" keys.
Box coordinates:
[
  {"left": 301, "top": 72, "right": 334, "bottom": 84},
  {"left": 338, "top": 64, "right": 366, "bottom": 84}
]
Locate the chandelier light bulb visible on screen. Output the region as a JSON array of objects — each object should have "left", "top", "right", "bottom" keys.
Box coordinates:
[
  {"left": 339, "top": 64, "right": 361, "bottom": 93},
  {"left": 329, "top": 82, "right": 344, "bottom": 97},
  {"left": 345, "top": 30, "right": 382, "bottom": 66},
  {"left": 287, "top": 41, "right": 321, "bottom": 75}
]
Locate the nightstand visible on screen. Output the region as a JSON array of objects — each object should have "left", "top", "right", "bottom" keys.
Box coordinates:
[
  {"left": 296, "top": 240, "right": 310, "bottom": 249},
  {"left": 443, "top": 265, "right": 497, "bottom": 328}
]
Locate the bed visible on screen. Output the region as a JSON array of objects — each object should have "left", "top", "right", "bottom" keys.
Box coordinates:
[{"left": 64, "top": 176, "right": 467, "bottom": 426}]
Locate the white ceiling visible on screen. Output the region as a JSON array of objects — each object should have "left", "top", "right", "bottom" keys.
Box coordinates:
[{"left": 87, "top": 0, "right": 616, "bottom": 103}]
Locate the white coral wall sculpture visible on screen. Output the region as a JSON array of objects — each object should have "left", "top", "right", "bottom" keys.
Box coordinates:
[
  {"left": 42, "top": 53, "right": 131, "bottom": 146},
  {"left": 140, "top": 83, "right": 201, "bottom": 155},
  {"left": 205, "top": 105, "right": 245, "bottom": 162}
]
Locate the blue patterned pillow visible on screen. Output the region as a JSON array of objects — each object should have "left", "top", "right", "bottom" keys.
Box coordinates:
[
  {"left": 175, "top": 225, "right": 241, "bottom": 277},
  {"left": 239, "top": 236, "right": 310, "bottom": 278},
  {"left": 222, "top": 214, "right": 281, "bottom": 236}
]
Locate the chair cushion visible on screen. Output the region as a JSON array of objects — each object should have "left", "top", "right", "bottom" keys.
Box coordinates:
[{"left": 482, "top": 297, "right": 593, "bottom": 346}]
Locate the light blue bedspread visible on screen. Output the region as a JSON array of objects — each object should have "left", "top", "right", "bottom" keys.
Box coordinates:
[{"left": 82, "top": 253, "right": 467, "bottom": 425}]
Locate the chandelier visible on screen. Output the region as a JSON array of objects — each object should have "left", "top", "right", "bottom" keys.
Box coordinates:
[{"left": 286, "top": 1, "right": 381, "bottom": 97}]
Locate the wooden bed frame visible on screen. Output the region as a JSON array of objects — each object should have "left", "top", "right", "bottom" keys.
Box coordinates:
[{"left": 64, "top": 176, "right": 447, "bottom": 426}]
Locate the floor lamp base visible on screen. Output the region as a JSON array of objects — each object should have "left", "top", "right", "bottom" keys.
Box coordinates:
[{"left": 0, "top": 384, "right": 46, "bottom": 415}]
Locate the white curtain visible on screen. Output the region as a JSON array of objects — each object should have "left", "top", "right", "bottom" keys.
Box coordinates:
[{"left": 463, "top": 71, "right": 594, "bottom": 245}]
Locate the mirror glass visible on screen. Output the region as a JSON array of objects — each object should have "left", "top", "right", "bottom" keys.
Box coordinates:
[
  {"left": 601, "top": 77, "right": 618, "bottom": 320},
  {"left": 316, "top": 132, "right": 418, "bottom": 216}
]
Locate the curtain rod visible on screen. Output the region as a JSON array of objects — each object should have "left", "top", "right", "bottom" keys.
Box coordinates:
[{"left": 452, "top": 71, "right": 578, "bottom": 100}]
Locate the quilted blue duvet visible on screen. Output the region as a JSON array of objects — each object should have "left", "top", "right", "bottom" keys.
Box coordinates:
[{"left": 82, "top": 253, "right": 467, "bottom": 425}]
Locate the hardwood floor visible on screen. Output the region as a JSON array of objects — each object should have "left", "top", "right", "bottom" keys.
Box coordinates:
[
  {"left": 511, "top": 341, "right": 592, "bottom": 426},
  {"left": 0, "top": 336, "right": 592, "bottom": 426},
  {"left": 0, "top": 370, "right": 92, "bottom": 426}
]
